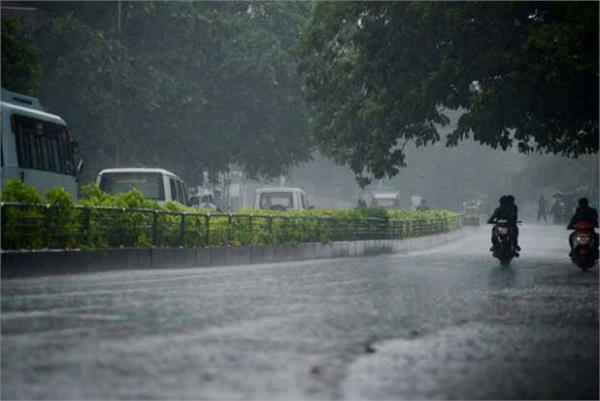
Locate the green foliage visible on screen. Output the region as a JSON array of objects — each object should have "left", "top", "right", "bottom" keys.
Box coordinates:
[
  {"left": 353, "top": 206, "right": 389, "bottom": 220},
  {"left": 79, "top": 183, "right": 111, "bottom": 205},
  {"left": 28, "top": 2, "right": 313, "bottom": 185},
  {"left": 0, "top": 204, "right": 45, "bottom": 250},
  {"left": 44, "top": 187, "right": 76, "bottom": 248},
  {"left": 297, "top": 2, "right": 599, "bottom": 186},
  {"left": 1, "top": 19, "right": 40, "bottom": 95},
  {"left": 45, "top": 187, "right": 72, "bottom": 208},
  {"left": 1, "top": 182, "right": 460, "bottom": 250},
  {"left": 1, "top": 180, "right": 43, "bottom": 204}
]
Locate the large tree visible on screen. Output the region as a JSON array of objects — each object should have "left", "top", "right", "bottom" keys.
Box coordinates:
[
  {"left": 1, "top": 18, "right": 40, "bottom": 95},
  {"left": 16, "top": 1, "right": 312, "bottom": 185},
  {"left": 298, "top": 2, "right": 599, "bottom": 186}
]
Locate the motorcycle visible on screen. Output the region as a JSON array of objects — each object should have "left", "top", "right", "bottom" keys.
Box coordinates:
[
  {"left": 490, "top": 219, "right": 520, "bottom": 266},
  {"left": 569, "top": 221, "right": 598, "bottom": 271}
]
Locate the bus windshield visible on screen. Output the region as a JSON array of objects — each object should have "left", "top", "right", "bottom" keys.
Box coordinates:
[{"left": 99, "top": 172, "right": 165, "bottom": 201}]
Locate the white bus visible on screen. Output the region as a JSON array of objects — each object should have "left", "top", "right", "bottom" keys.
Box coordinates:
[{"left": 1, "top": 89, "right": 82, "bottom": 200}]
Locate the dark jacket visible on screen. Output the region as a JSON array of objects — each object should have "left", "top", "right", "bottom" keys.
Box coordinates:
[
  {"left": 488, "top": 206, "right": 513, "bottom": 224},
  {"left": 488, "top": 203, "right": 518, "bottom": 224},
  {"left": 567, "top": 206, "right": 599, "bottom": 229}
]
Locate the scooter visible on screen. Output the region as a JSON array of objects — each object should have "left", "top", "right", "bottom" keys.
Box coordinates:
[
  {"left": 569, "top": 221, "right": 598, "bottom": 271},
  {"left": 490, "top": 219, "right": 520, "bottom": 266}
]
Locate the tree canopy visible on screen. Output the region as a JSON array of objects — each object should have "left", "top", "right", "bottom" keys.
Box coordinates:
[
  {"left": 5, "top": 2, "right": 313, "bottom": 185},
  {"left": 298, "top": 2, "right": 599, "bottom": 185},
  {"left": 1, "top": 18, "right": 40, "bottom": 95}
]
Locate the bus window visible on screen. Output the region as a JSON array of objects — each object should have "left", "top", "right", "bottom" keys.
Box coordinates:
[
  {"left": 301, "top": 193, "right": 308, "bottom": 210},
  {"left": 175, "top": 180, "right": 182, "bottom": 204},
  {"left": 179, "top": 181, "right": 187, "bottom": 205},
  {"left": 176, "top": 180, "right": 188, "bottom": 205},
  {"left": 177, "top": 181, "right": 187, "bottom": 204},
  {"left": 13, "top": 114, "right": 74, "bottom": 175},
  {"left": 181, "top": 182, "right": 188, "bottom": 205},
  {"left": 169, "top": 178, "right": 178, "bottom": 202},
  {"left": 47, "top": 135, "right": 59, "bottom": 172}
]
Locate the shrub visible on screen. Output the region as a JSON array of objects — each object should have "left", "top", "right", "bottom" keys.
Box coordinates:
[
  {"left": 1, "top": 180, "right": 43, "bottom": 204},
  {"left": 1, "top": 182, "right": 460, "bottom": 250},
  {"left": 44, "top": 187, "right": 77, "bottom": 248}
]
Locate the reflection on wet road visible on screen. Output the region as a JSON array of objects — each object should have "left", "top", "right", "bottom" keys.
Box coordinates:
[{"left": 2, "top": 224, "right": 598, "bottom": 399}]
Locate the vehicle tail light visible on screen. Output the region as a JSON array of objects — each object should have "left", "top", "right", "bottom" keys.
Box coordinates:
[{"left": 575, "top": 235, "right": 590, "bottom": 245}]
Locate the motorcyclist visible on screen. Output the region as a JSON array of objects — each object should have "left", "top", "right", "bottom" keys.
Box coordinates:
[
  {"left": 487, "top": 195, "right": 520, "bottom": 256},
  {"left": 567, "top": 197, "right": 599, "bottom": 258}
]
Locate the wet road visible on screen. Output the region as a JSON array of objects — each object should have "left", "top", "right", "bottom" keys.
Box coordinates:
[{"left": 1, "top": 224, "right": 598, "bottom": 400}]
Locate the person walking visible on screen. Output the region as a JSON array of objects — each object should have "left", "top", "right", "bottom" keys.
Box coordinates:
[{"left": 537, "top": 195, "right": 548, "bottom": 223}]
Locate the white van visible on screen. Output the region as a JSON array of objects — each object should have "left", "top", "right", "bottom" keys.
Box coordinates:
[
  {"left": 253, "top": 187, "right": 312, "bottom": 211},
  {"left": 97, "top": 168, "right": 189, "bottom": 206},
  {"left": 371, "top": 192, "right": 401, "bottom": 209}
]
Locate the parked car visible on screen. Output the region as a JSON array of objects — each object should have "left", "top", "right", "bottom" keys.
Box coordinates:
[
  {"left": 97, "top": 168, "right": 189, "bottom": 206},
  {"left": 253, "top": 187, "right": 312, "bottom": 211}
]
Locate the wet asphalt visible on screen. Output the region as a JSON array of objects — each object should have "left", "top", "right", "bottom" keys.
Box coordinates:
[{"left": 1, "top": 223, "right": 598, "bottom": 400}]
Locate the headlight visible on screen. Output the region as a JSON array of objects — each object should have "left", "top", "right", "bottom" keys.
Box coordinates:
[{"left": 497, "top": 227, "right": 508, "bottom": 235}]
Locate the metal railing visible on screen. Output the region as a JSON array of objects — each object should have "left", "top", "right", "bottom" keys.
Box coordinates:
[{"left": 1, "top": 202, "right": 461, "bottom": 250}]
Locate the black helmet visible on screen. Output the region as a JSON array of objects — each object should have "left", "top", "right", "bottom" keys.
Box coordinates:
[
  {"left": 578, "top": 197, "right": 589, "bottom": 207},
  {"left": 506, "top": 195, "right": 515, "bottom": 205}
]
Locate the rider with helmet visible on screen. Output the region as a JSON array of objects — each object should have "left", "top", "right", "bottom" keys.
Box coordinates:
[
  {"left": 487, "top": 195, "right": 521, "bottom": 256},
  {"left": 567, "top": 197, "right": 599, "bottom": 258}
]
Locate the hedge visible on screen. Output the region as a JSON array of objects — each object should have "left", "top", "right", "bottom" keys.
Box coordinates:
[{"left": 1, "top": 180, "right": 460, "bottom": 250}]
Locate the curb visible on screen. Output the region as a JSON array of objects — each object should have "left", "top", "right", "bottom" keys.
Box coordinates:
[{"left": 1, "top": 230, "right": 464, "bottom": 278}]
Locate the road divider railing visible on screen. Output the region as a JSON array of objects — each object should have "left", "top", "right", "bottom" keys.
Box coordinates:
[{"left": 1, "top": 202, "right": 461, "bottom": 251}]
